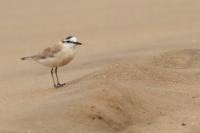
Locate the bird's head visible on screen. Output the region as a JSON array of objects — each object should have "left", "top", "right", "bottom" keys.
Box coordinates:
[{"left": 62, "top": 36, "right": 82, "bottom": 48}]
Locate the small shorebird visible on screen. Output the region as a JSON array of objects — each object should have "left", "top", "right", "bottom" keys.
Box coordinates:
[{"left": 21, "top": 36, "right": 82, "bottom": 88}]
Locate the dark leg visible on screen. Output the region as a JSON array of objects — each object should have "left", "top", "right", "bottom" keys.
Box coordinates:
[
  {"left": 55, "top": 67, "right": 66, "bottom": 87},
  {"left": 51, "top": 68, "right": 57, "bottom": 88}
]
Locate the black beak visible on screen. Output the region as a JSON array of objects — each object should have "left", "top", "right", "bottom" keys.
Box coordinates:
[{"left": 74, "top": 42, "right": 82, "bottom": 45}]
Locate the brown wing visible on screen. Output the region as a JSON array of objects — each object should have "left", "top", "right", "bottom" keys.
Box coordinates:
[{"left": 36, "top": 44, "right": 62, "bottom": 59}]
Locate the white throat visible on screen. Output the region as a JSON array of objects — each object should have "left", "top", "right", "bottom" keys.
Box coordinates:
[{"left": 63, "top": 43, "right": 76, "bottom": 49}]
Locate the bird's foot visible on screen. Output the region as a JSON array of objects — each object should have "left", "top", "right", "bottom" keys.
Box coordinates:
[
  {"left": 54, "top": 83, "right": 66, "bottom": 88},
  {"left": 57, "top": 83, "right": 66, "bottom": 87}
]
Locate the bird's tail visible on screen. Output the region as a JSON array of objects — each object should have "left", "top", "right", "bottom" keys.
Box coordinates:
[{"left": 21, "top": 55, "right": 36, "bottom": 60}]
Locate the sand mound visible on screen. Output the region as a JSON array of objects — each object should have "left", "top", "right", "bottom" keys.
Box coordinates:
[
  {"left": 17, "top": 61, "right": 198, "bottom": 133},
  {"left": 153, "top": 49, "right": 200, "bottom": 69},
  {"left": 65, "top": 62, "right": 196, "bottom": 132},
  {"left": 77, "top": 85, "right": 139, "bottom": 131}
]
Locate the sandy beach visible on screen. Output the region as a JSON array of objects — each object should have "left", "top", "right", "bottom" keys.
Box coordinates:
[{"left": 1, "top": 0, "right": 200, "bottom": 133}]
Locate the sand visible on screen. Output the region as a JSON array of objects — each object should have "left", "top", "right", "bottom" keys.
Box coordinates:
[{"left": 1, "top": 0, "right": 200, "bottom": 133}]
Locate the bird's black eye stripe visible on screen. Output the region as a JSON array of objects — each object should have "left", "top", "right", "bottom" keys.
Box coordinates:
[
  {"left": 62, "top": 40, "right": 71, "bottom": 43},
  {"left": 62, "top": 40, "right": 76, "bottom": 44},
  {"left": 68, "top": 41, "right": 77, "bottom": 44}
]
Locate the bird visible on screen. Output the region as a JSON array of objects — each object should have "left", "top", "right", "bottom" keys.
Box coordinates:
[{"left": 21, "top": 36, "right": 82, "bottom": 88}]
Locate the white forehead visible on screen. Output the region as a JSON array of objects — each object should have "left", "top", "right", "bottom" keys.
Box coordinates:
[{"left": 69, "top": 36, "right": 77, "bottom": 42}]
